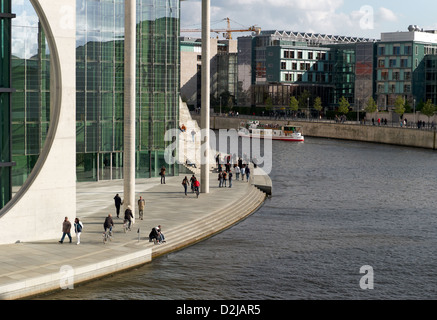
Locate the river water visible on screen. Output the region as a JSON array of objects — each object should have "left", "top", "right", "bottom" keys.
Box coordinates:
[{"left": 40, "top": 137, "right": 437, "bottom": 300}]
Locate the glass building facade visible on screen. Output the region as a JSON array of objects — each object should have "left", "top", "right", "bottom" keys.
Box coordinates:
[
  {"left": 3, "top": 0, "right": 180, "bottom": 208},
  {"left": 76, "top": 0, "right": 180, "bottom": 182},
  {"left": 0, "top": 0, "right": 14, "bottom": 208}
]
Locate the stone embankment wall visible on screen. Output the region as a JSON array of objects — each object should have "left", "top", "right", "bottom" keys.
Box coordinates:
[{"left": 192, "top": 115, "right": 437, "bottom": 150}]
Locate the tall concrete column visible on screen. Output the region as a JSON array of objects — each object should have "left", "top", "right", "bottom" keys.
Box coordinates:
[
  {"left": 201, "top": 0, "right": 210, "bottom": 193},
  {"left": 123, "top": 0, "right": 136, "bottom": 212}
]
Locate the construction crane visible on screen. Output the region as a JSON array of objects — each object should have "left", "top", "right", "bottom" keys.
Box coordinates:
[{"left": 181, "top": 17, "right": 261, "bottom": 40}]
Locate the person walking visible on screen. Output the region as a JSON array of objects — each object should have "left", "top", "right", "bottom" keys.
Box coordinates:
[
  {"left": 114, "top": 194, "right": 122, "bottom": 218},
  {"left": 138, "top": 196, "right": 145, "bottom": 220},
  {"left": 228, "top": 171, "right": 233, "bottom": 188},
  {"left": 160, "top": 166, "right": 166, "bottom": 184},
  {"left": 182, "top": 176, "right": 189, "bottom": 196},
  {"left": 74, "top": 218, "right": 83, "bottom": 245},
  {"left": 245, "top": 165, "right": 251, "bottom": 182},
  {"left": 194, "top": 179, "right": 200, "bottom": 198},
  {"left": 59, "top": 217, "right": 72, "bottom": 243},
  {"left": 222, "top": 171, "right": 227, "bottom": 187},
  {"left": 234, "top": 164, "right": 240, "bottom": 180},
  {"left": 124, "top": 205, "right": 134, "bottom": 231},
  {"left": 190, "top": 175, "right": 196, "bottom": 193},
  {"left": 218, "top": 171, "right": 223, "bottom": 188},
  {"left": 240, "top": 165, "right": 246, "bottom": 181}
]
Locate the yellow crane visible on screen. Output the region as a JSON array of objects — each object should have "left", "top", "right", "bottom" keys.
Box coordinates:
[{"left": 181, "top": 17, "right": 261, "bottom": 40}]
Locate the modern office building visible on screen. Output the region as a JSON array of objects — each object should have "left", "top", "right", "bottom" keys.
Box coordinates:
[
  {"left": 0, "top": 0, "right": 180, "bottom": 244},
  {"left": 5, "top": 0, "right": 180, "bottom": 190},
  {"left": 75, "top": 0, "right": 180, "bottom": 182},
  {"left": 375, "top": 30, "right": 437, "bottom": 109},
  {"left": 180, "top": 37, "right": 238, "bottom": 110},
  {"left": 237, "top": 30, "right": 375, "bottom": 110}
]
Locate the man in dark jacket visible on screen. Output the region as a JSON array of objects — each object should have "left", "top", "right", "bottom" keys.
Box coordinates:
[
  {"left": 114, "top": 194, "right": 122, "bottom": 218},
  {"left": 59, "top": 217, "right": 72, "bottom": 243},
  {"left": 124, "top": 206, "right": 134, "bottom": 231},
  {"left": 104, "top": 214, "right": 114, "bottom": 233}
]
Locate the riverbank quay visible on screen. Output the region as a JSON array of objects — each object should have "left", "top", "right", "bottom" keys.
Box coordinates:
[
  {"left": 193, "top": 114, "right": 437, "bottom": 151},
  {"left": 0, "top": 168, "right": 269, "bottom": 300}
]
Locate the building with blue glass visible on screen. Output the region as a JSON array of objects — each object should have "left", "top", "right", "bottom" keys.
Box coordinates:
[{"left": 0, "top": 0, "right": 180, "bottom": 244}]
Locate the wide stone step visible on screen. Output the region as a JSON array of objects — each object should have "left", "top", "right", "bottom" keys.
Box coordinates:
[{"left": 149, "top": 186, "right": 266, "bottom": 257}]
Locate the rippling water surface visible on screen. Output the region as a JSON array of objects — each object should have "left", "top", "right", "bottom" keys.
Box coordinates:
[{"left": 41, "top": 138, "right": 437, "bottom": 300}]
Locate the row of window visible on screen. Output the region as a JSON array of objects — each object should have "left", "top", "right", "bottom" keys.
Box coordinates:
[
  {"left": 377, "top": 83, "right": 412, "bottom": 94},
  {"left": 378, "top": 58, "right": 411, "bottom": 68},
  {"left": 282, "top": 50, "right": 328, "bottom": 60},
  {"left": 280, "top": 61, "right": 333, "bottom": 72},
  {"left": 378, "top": 45, "right": 414, "bottom": 56},
  {"left": 379, "top": 70, "right": 412, "bottom": 81},
  {"left": 281, "top": 72, "right": 332, "bottom": 83}
]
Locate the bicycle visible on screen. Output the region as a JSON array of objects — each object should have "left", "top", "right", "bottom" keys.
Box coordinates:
[
  {"left": 103, "top": 228, "right": 113, "bottom": 244},
  {"left": 123, "top": 219, "right": 131, "bottom": 233}
]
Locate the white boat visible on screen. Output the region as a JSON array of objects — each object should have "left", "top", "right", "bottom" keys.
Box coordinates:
[{"left": 238, "top": 120, "right": 304, "bottom": 142}]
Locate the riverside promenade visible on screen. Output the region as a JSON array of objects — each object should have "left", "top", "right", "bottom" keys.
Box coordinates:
[{"left": 0, "top": 168, "right": 269, "bottom": 300}]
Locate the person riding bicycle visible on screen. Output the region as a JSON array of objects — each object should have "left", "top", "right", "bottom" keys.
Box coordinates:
[{"left": 103, "top": 214, "right": 114, "bottom": 234}]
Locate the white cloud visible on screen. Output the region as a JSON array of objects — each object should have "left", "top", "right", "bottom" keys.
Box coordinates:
[
  {"left": 377, "top": 7, "right": 398, "bottom": 23},
  {"left": 181, "top": 0, "right": 381, "bottom": 38}
]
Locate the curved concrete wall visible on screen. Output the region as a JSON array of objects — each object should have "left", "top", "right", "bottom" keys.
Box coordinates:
[{"left": 0, "top": 0, "right": 76, "bottom": 244}]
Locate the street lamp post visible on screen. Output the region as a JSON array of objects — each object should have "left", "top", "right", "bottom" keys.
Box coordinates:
[
  {"left": 413, "top": 98, "right": 416, "bottom": 128},
  {"left": 307, "top": 97, "right": 310, "bottom": 121},
  {"left": 200, "top": 0, "right": 210, "bottom": 194}
]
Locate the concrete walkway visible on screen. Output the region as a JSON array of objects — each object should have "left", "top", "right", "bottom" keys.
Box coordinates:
[{"left": 0, "top": 168, "right": 270, "bottom": 300}]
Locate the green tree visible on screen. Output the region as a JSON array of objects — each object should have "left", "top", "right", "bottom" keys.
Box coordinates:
[
  {"left": 288, "top": 96, "right": 299, "bottom": 113},
  {"left": 338, "top": 96, "right": 350, "bottom": 115},
  {"left": 298, "top": 90, "right": 311, "bottom": 110},
  {"left": 364, "top": 97, "right": 378, "bottom": 113},
  {"left": 393, "top": 96, "right": 405, "bottom": 117},
  {"left": 265, "top": 96, "right": 273, "bottom": 111},
  {"left": 421, "top": 99, "right": 436, "bottom": 120},
  {"left": 313, "top": 97, "right": 323, "bottom": 118}
]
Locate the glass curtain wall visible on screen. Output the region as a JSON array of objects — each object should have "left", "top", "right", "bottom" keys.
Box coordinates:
[
  {"left": 0, "top": 0, "right": 14, "bottom": 209},
  {"left": 76, "top": 0, "right": 180, "bottom": 182},
  {"left": 10, "top": 1, "right": 50, "bottom": 188}
]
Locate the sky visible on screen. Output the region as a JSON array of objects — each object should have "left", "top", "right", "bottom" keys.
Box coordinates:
[{"left": 181, "top": 0, "right": 437, "bottom": 40}]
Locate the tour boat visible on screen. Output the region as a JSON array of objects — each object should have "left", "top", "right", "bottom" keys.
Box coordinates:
[{"left": 238, "top": 120, "right": 304, "bottom": 142}]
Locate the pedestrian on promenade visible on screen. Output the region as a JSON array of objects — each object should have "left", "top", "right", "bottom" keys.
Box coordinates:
[
  {"left": 190, "top": 175, "right": 196, "bottom": 193},
  {"left": 182, "top": 176, "right": 189, "bottom": 195},
  {"left": 59, "top": 217, "right": 72, "bottom": 243},
  {"left": 245, "top": 165, "right": 251, "bottom": 182},
  {"left": 191, "top": 129, "right": 196, "bottom": 142},
  {"left": 238, "top": 157, "right": 243, "bottom": 169},
  {"left": 228, "top": 171, "right": 233, "bottom": 188},
  {"left": 74, "top": 218, "right": 83, "bottom": 245},
  {"left": 223, "top": 171, "right": 227, "bottom": 187},
  {"left": 160, "top": 166, "right": 166, "bottom": 184},
  {"left": 218, "top": 171, "right": 223, "bottom": 187},
  {"left": 124, "top": 205, "right": 134, "bottom": 231},
  {"left": 240, "top": 165, "right": 246, "bottom": 181},
  {"left": 234, "top": 164, "right": 240, "bottom": 180},
  {"left": 104, "top": 214, "right": 114, "bottom": 233},
  {"left": 194, "top": 179, "right": 200, "bottom": 198},
  {"left": 114, "top": 193, "right": 122, "bottom": 218},
  {"left": 138, "top": 196, "right": 145, "bottom": 220}
]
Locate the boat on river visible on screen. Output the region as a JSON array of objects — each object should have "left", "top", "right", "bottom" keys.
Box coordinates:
[{"left": 238, "top": 120, "right": 304, "bottom": 142}]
